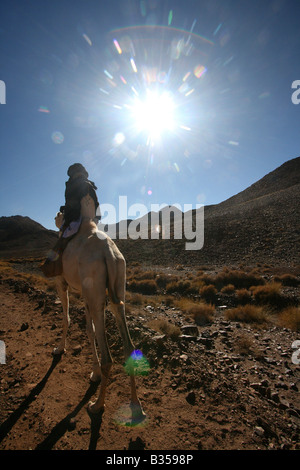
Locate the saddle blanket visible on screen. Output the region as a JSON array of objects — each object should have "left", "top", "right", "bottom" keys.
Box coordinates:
[{"left": 62, "top": 216, "right": 82, "bottom": 238}]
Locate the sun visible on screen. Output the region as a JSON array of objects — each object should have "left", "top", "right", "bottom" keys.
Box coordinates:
[{"left": 130, "top": 89, "right": 176, "bottom": 141}]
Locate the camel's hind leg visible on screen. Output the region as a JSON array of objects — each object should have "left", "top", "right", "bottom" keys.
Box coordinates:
[
  {"left": 53, "top": 276, "right": 69, "bottom": 355},
  {"left": 85, "top": 301, "right": 101, "bottom": 383},
  {"left": 85, "top": 298, "right": 113, "bottom": 414},
  {"left": 110, "top": 300, "right": 146, "bottom": 422}
]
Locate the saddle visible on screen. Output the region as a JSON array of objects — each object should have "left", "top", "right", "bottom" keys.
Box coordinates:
[
  {"left": 40, "top": 195, "right": 97, "bottom": 278},
  {"left": 40, "top": 219, "right": 81, "bottom": 278}
]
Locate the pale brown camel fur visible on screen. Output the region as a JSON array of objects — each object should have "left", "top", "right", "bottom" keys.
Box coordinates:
[{"left": 53, "top": 195, "right": 145, "bottom": 419}]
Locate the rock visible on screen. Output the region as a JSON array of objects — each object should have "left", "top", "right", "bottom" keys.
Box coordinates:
[
  {"left": 72, "top": 345, "right": 82, "bottom": 355},
  {"left": 152, "top": 335, "right": 166, "bottom": 345},
  {"left": 186, "top": 391, "right": 196, "bottom": 405},
  {"left": 287, "top": 408, "right": 300, "bottom": 418},
  {"left": 197, "top": 336, "right": 213, "bottom": 349},
  {"left": 270, "top": 391, "right": 280, "bottom": 403},
  {"left": 180, "top": 334, "right": 197, "bottom": 342},
  {"left": 180, "top": 325, "right": 199, "bottom": 337},
  {"left": 250, "top": 382, "right": 266, "bottom": 396},
  {"left": 261, "top": 379, "right": 269, "bottom": 387},
  {"left": 19, "top": 322, "right": 29, "bottom": 332},
  {"left": 179, "top": 354, "right": 189, "bottom": 362},
  {"left": 254, "top": 426, "right": 265, "bottom": 437},
  {"left": 145, "top": 305, "right": 154, "bottom": 312},
  {"left": 278, "top": 399, "right": 289, "bottom": 410}
]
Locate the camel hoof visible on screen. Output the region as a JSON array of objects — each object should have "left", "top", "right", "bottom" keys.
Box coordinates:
[
  {"left": 87, "top": 401, "right": 105, "bottom": 416},
  {"left": 90, "top": 371, "right": 101, "bottom": 384},
  {"left": 52, "top": 347, "right": 66, "bottom": 356},
  {"left": 130, "top": 402, "right": 146, "bottom": 424}
]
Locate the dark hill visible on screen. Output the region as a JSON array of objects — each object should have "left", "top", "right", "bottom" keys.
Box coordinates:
[
  {"left": 0, "top": 156, "right": 299, "bottom": 266},
  {"left": 0, "top": 216, "right": 58, "bottom": 258}
]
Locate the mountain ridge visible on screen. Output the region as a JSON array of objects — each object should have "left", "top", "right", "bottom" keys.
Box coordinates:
[{"left": 0, "top": 156, "right": 299, "bottom": 265}]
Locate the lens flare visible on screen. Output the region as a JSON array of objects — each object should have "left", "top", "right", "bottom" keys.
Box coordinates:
[
  {"left": 124, "top": 349, "right": 150, "bottom": 376},
  {"left": 51, "top": 131, "right": 64, "bottom": 144},
  {"left": 113, "top": 402, "right": 148, "bottom": 428},
  {"left": 194, "top": 64, "right": 207, "bottom": 78}
]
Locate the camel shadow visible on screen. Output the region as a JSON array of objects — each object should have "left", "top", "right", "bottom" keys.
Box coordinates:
[
  {"left": 35, "top": 381, "right": 101, "bottom": 450},
  {"left": 0, "top": 354, "right": 61, "bottom": 443}
]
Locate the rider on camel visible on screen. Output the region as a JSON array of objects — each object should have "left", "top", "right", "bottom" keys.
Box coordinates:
[{"left": 41, "top": 163, "right": 100, "bottom": 277}]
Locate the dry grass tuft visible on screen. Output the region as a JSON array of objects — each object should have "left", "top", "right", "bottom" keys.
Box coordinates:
[
  {"left": 199, "top": 284, "right": 218, "bottom": 302},
  {"left": 235, "top": 334, "right": 254, "bottom": 355},
  {"left": 236, "top": 288, "right": 252, "bottom": 305},
  {"left": 225, "top": 304, "right": 267, "bottom": 324},
  {"left": 199, "top": 268, "right": 265, "bottom": 290},
  {"left": 278, "top": 306, "right": 300, "bottom": 331},
  {"left": 273, "top": 274, "right": 299, "bottom": 287},
  {"left": 127, "top": 279, "right": 157, "bottom": 295},
  {"left": 251, "top": 282, "right": 283, "bottom": 306},
  {"left": 176, "top": 299, "right": 215, "bottom": 325},
  {"left": 221, "top": 284, "right": 235, "bottom": 294},
  {"left": 147, "top": 318, "right": 181, "bottom": 340},
  {"left": 127, "top": 292, "right": 144, "bottom": 305}
]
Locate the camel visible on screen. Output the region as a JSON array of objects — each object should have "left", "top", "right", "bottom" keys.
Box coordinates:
[{"left": 52, "top": 194, "right": 145, "bottom": 420}]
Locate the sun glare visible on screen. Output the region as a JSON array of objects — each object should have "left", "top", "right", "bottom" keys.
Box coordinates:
[{"left": 130, "top": 90, "right": 176, "bottom": 140}]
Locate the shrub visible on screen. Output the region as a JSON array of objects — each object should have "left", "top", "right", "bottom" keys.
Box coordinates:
[
  {"left": 128, "top": 293, "right": 144, "bottom": 305},
  {"left": 128, "top": 279, "right": 157, "bottom": 295},
  {"left": 236, "top": 288, "right": 252, "bottom": 305},
  {"left": 190, "top": 303, "right": 215, "bottom": 325},
  {"left": 176, "top": 299, "right": 215, "bottom": 325},
  {"left": 235, "top": 334, "right": 254, "bottom": 355},
  {"left": 278, "top": 306, "right": 300, "bottom": 331},
  {"left": 221, "top": 284, "right": 235, "bottom": 294},
  {"left": 164, "top": 295, "right": 175, "bottom": 307},
  {"left": 148, "top": 319, "right": 181, "bottom": 340},
  {"left": 200, "top": 284, "right": 218, "bottom": 302},
  {"left": 166, "top": 280, "right": 197, "bottom": 295},
  {"left": 251, "top": 282, "right": 282, "bottom": 306},
  {"left": 274, "top": 274, "right": 299, "bottom": 287},
  {"left": 155, "top": 273, "right": 169, "bottom": 288},
  {"left": 215, "top": 269, "right": 265, "bottom": 289},
  {"left": 198, "top": 268, "right": 265, "bottom": 290},
  {"left": 138, "top": 270, "right": 157, "bottom": 280},
  {"left": 225, "top": 304, "right": 267, "bottom": 324}
]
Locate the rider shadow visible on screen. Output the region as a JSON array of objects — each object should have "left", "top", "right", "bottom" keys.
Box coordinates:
[
  {"left": 0, "top": 354, "right": 61, "bottom": 443},
  {"left": 35, "top": 381, "right": 101, "bottom": 450}
]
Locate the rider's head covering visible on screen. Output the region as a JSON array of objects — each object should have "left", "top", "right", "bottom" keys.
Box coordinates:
[{"left": 67, "top": 163, "right": 89, "bottom": 179}]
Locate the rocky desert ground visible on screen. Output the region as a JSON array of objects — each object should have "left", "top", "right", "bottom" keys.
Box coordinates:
[{"left": 0, "top": 258, "right": 299, "bottom": 452}]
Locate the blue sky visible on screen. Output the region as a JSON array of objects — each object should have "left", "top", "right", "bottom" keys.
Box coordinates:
[{"left": 0, "top": 0, "right": 299, "bottom": 230}]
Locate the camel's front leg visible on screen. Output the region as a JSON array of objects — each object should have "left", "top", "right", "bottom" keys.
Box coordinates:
[{"left": 53, "top": 276, "right": 69, "bottom": 355}]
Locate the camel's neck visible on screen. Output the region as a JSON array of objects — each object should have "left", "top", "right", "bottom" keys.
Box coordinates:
[{"left": 79, "top": 217, "right": 98, "bottom": 235}]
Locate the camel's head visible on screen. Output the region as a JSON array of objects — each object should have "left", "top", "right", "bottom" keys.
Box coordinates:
[
  {"left": 67, "top": 163, "right": 88, "bottom": 179},
  {"left": 55, "top": 212, "right": 64, "bottom": 229}
]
